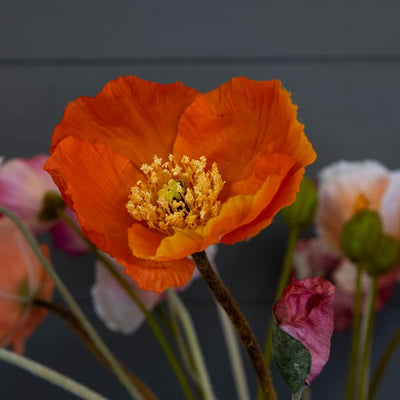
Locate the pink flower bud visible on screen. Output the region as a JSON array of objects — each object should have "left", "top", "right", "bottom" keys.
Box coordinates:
[
  {"left": 273, "top": 277, "right": 335, "bottom": 385},
  {"left": 0, "top": 155, "right": 87, "bottom": 256}
]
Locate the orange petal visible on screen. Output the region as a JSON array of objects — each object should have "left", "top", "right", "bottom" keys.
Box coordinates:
[
  {"left": 128, "top": 153, "right": 297, "bottom": 261},
  {"left": 50, "top": 76, "right": 201, "bottom": 168},
  {"left": 45, "top": 136, "right": 141, "bottom": 264},
  {"left": 175, "top": 77, "right": 316, "bottom": 191},
  {"left": 120, "top": 256, "right": 195, "bottom": 293}
]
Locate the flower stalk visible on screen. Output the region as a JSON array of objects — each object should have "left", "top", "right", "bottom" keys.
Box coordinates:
[
  {"left": 192, "top": 251, "right": 277, "bottom": 400},
  {"left": 345, "top": 265, "right": 363, "bottom": 400},
  {"left": 358, "top": 277, "right": 379, "bottom": 400},
  {"left": 166, "top": 289, "right": 216, "bottom": 400},
  {"left": 0, "top": 348, "right": 107, "bottom": 400},
  {"left": 0, "top": 205, "right": 144, "bottom": 400},
  {"left": 57, "top": 209, "right": 195, "bottom": 400},
  {"left": 33, "top": 299, "right": 157, "bottom": 400},
  {"left": 369, "top": 325, "right": 400, "bottom": 398}
]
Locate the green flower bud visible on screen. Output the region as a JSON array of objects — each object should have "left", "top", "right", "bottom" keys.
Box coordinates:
[
  {"left": 38, "top": 192, "right": 65, "bottom": 221},
  {"left": 281, "top": 177, "right": 317, "bottom": 229},
  {"left": 365, "top": 234, "right": 400, "bottom": 276},
  {"left": 340, "top": 210, "right": 382, "bottom": 264}
]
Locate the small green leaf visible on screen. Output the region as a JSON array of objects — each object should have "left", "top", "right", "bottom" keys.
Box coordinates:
[{"left": 272, "top": 318, "right": 311, "bottom": 394}]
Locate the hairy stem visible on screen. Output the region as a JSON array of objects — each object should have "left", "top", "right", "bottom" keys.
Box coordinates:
[{"left": 192, "top": 251, "right": 276, "bottom": 400}]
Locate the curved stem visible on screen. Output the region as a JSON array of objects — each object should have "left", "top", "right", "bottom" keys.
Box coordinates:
[
  {"left": 211, "top": 258, "right": 250, "bottom": 400},
  {"left": 216, "top": 301, "right": 250, "bottom": 400},
  {"left": 369, "top": 325, "right": 400, "bottom": 398},
  {"left": 345, "top": 265, "right": 363, "bottom": 400},
  {"left": 0, "top": 206, "right": 143, "bottom": 400},
  {"left": 57, "top": 209, "right": 195, "bottom": 400},
  {"left": 166, "top": 289, "right": 216, "bottom": 400},
  {"left": 358, "top": 277, "right": 379, "bottom": 400},
  {"left": 192, "top": 251, "right": 276, "bottom": 400},
  {"left": 33, "top": 299, "right": 157, "bottom": 400},
  {"left": 0, "top": 348, "right": 107, "bottom": 400}
]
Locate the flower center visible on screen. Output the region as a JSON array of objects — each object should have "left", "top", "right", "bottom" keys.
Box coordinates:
[
  {"left": 353, "top": 193, "right": 370, "bottom": 213},
  {"left": 126, "top": 154, "right": 224, "bottom": 234}
]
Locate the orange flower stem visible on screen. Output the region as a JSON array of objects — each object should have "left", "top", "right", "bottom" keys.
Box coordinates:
[
  {"left": 0, "top": 206, "right": 144, "bottom": 400},
  {"left": 192, "top": 251, "right": 277, "bottom": 400},
  {"left": 345, "top": 265, "right": 363, "bottom": 400},
  {"left": 33, "top": 299, "right": 157, "bottom": 400},
  {"left": 57, "top": 209, "right": 196, "bottom": 400}
]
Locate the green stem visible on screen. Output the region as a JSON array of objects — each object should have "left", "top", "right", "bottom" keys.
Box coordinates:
[
  {"left": 216, "top": 303, "right": 250, "bottom": 400},
  {"left": 192, "top": 251, "right": 276, "bottom": 400},
  {"left": 369, "top": 325, "right": 400, "bottom": 398},
  {"left": 33, "top": 299, "right": 157, "bottom": 400},
  {"left": 211, "top": 258, "right": 250, "bottom": 400},
  {"left": 263, "top": 227, "right": 299, "bottom": 366},
  {"left": 0, "top": 206, "right": 143, "bottom": 400},
  {"left": 345, "top": 265, "right": 363, "bottom": 400},
  {"left": 358, "top": 277, "right": 379, "bottom": 400},
  {"left": 166, "top": 289, "right": 216, "bottom": 400},
  {"left": 0, "top": 347, "right": 106, "bottom": 400},
  {"left": 57, "top": 209, "right": 195, "bottom": 400}
]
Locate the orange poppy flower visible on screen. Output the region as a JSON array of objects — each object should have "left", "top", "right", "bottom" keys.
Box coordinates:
[
  {"left": 45, "top": 76, "right": 316, "bottom": 292},
  {"left": 0, "top": 217, "right": 54, "bottom": 353}
]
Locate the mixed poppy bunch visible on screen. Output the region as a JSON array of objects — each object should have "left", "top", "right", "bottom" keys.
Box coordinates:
[{"left": 0, "top": 75, "right": 398, "bottom": 400}]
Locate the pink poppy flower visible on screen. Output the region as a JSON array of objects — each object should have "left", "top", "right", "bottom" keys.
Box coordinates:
[
  {"left": 292, "top": 238, "right": 399, "bottom": 331},
  {"left": 0, "top": 217, "right": 54, "bottom": 353},
  {"left": 273, "top": 277, "right": 335, "bottom": 385},
  {"left": 0, "top": 155, "right": 87, "bottom": 255}
]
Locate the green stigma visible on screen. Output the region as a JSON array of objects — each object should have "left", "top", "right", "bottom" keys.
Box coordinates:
[{"left": 157, "top": 179, "right": 186, "bottom": 204}]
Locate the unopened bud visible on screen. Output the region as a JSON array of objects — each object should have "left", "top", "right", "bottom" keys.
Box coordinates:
[
  {"left": 340, "top": 210, "right": 382, "bottom": 263},
  {"left": 281, "top": 178, "right": 317, "bottom": 229},
  {"left": 38, "top": 192, "right": 65, "bottom": 221},
  {"left": 365, "top": 234, "right": 400, "bottom": 276}
]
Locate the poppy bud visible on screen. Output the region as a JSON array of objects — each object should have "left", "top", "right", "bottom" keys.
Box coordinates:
[
  {"left": 340, "top": 210, "right": 382, "bottom": 263},
  {"left": 281, "top": 178, "right": 317, "bottom": 229},
  {"left": 37, "top": 192, "right": 65, "bottom": 221},
  {"left": 272, "top": 277, "right": 335, "bottom": 393},
  {"left": 364, "top": 234, "right": 400, "bottom": 276}
]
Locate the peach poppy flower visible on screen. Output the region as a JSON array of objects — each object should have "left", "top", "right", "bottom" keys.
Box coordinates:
[
  {"left": 45, "top": 75, "right": 316, "bottom": 292},
  {"left": 0, "top": 217, "right": 54, "bottom": 353},
  {"left": 316, "top": 160, "right": 400, "bottom": 254}
]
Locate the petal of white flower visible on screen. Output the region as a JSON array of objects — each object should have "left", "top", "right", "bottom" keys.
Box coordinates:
[
  {"left": 380, "top": 171, "right": 400, "bottom": 240},
  {"left": 91, "top": 256, "right": 161, "bottom": 334}
]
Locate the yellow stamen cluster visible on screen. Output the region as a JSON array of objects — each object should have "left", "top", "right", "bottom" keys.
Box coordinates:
[
  {"left": 353, "top": 193, "right": 370, "bottom": 213},
  {"left": 126, "top": 154, "right": 225, "bottom": 234}
]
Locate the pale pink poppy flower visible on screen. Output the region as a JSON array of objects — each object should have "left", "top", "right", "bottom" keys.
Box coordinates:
[
  {"left": 316, "top": 160, "right": 392, "bottom": 254},
  {"left": 91, "top": 246, "right": 215, "bottom": 334},
  {"left": 0, "top": 217, "right": 54, "bottom": 353},
  {"left": 0, "top": 155, "right": 87, "bottom": 255},
  {"left": 273, "top": 277, "right": 335, "bottom": 385}
]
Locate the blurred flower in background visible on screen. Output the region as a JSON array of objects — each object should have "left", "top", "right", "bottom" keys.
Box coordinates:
[
  {"left": 0, "top": 217, "right": 54, "bottom": 353},
  {"left": 0, "top": 155, "right": 87, "bottom": 255}
]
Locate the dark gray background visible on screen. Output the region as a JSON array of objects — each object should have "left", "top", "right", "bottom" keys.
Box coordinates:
[{"left": 1, "top": 1, "right": 400, "bottom": 399}]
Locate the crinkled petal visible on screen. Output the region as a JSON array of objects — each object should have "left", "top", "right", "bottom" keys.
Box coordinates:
[
  {"left": 44, "top": 136, "right": 141, "bottom": 264},
  {"left": 50, "top": 76, "right": 201, "bottom": 168},
  {"left": 175, "top": 77, "right": 315, "bottom": 193},
  {"left": 128, "top": 153, "right": 297, "bottom": 260}
]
